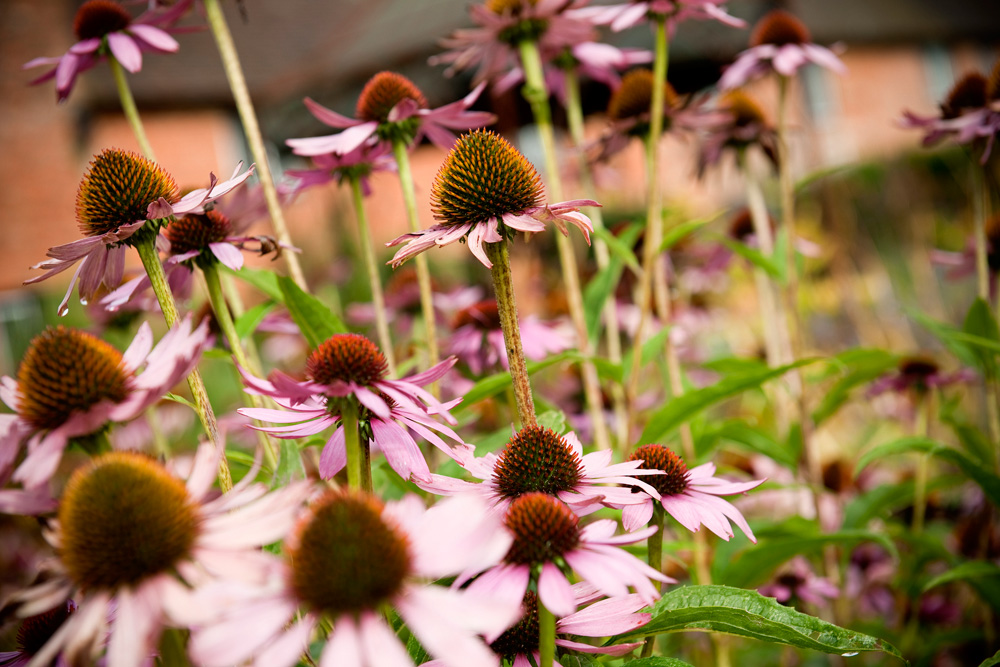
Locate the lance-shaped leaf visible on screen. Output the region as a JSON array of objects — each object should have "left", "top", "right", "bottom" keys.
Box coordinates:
[{"left": 277, "top": 276, "right": 346, "bottom": 349}]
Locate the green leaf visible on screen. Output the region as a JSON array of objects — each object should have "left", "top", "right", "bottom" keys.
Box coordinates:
[
  {"left": 660, "top": 213, "right": 719, "bottom": 252},
  {"left": 718, "top": 532, "right": 897, "bottom": 588},
  {"left": 234, "top": 301, "right": 276, "bottom": 340},
  {"left": 842, "top": 477, "right": 960, "bottom": 530},
  {"left": 583, "top": 259, "right": 623, "bottom": 344},
  {"left": 271, "top": 438, "right": 306, "bottom": 488},
  {"left": 623, "top": 327, "right": 673, "bottom": 385},
  {"left": 537, "top": 409, "right": 569, "bottom": 434},
  {"left": 611, "top": 585, "right": 906, "bottom": 662},
  {"left": 455, "top": 351, "right": 576, "bottom": 413},
  {"left": 963, "top": 297, "right": 1000, "bottom": 375},
  {"left": 712, "top": 421, "right": 798, "bottom": 469},
  {"left": 555, "top": 656, "right": 602, "bottom": 667},
  {"left": 855, "top": 437, "right": 1000, "bottom": 506},
  {"left": 640, "top": 359, "right": 820, "bottom": 444},
  {"left": 978, "top": 649, "right": 1000, "bottom": 667},
  {"left": 277, "top": 276, "right": 346, "bottom": 349},
  {"left": 592, "top": 225, "right": 640, "bottom": 273},
  {"left": 923, "top": 561, "right": 1000, "bottom": 593},
  {"left": 908, "top": 309, "right": 1000, "bottom": 368},
  {"left": 223, "top": 265, "right": 283, "bottom": 301},
  {"left": 812, "top": 348, "right": 898, "bottom": 426},
  {"left": 712, "top": 233, "right": 782, "bottom": 278},
  {"left": 627, "top": 659, "right": 696, "bottom": 667}
]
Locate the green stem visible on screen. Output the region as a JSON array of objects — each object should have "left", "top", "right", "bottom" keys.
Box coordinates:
[
  {"left": 108, "top": 56, "right": 155, "bottom": 160},
  {"left": 912, "top": 390, "right": 933, "bottom": 535},
  {"left": 342, "top": 402, "right": 371, "bottom": 492},
  {"left": 145, "top": 406, "right": 169, "bottom": 458},
  {"left": 203, "top": 263, "right": 279, "bottom": 471},
  {"left": 201, "top": 0, "right": 308, "bottom": 291},
  {"left": 486, "top": 241, "right": 537, "bottom": 427},
  {"left": 350, "top": 175, "right": 398, "bottom": 376},
  {"left": 538, "top": 597, "right": 556, "bottom": 667},
  {"left": 972, "top": 160, "right": 990, "bottom": 301},
  {"left": 641, "top": 504, "right": 665, "bottom": 658},
  {"left": 563, "top": 67, "right": 628, "bottom": 448},
  {"left": 391, "top": 138, "right": 440, "bottom": 379},
  {"left": 134, "top": 235, "right": 232, "bottom": 492},
  {"left": 516, "top": 39, "right": 610, "bottom": 451}
]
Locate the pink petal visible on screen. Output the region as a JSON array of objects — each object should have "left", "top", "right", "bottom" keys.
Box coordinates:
[
  {"left": 358, "top": 613, "right": 412, "bottom": 667},
  {"left": 396, "top": 587, "right": 501, "bottom": 667},
  {"left": 370, "top": 418, "right": 429, "bottom": 479},
  {"left": 319, "top": 426, "right": 347, "bottom": 478},
  {"left": 210, "top": 242, "right": 244, "bottom": 270},
  {"left": 538, "top": 562, "right": 577, "bottom": 617},
  {"left": 107, "top": 33, "right": 142, "bottom": 72},
  {"left": 322, "top": 617, "right": 363, "bottom": 667}
]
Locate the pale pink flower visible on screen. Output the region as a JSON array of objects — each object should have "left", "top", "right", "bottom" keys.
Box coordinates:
[
  {"left": 572, "top": 0, "right": 744, "bottom": 34},
  {"left": 387, "top": 130, "right": 596, "bottom": 269},
  {"left": 620, "top": 445, "right": 763, "bottom": 541},
  {"left": 6, "top": 444, "right": 310, "bottom": 667},
  {"left": 464, "top": 492, "right": 672, "bottom": 618},
  {"left": 759, "top": 556, "right": 840, "bottom": 607},
  {"left": 413, "top": 425, "right": 664, "bottom": 515},
  {"left": 238, "top": 333, "right": 470, "bottom": 480},
  {"left": 718, "top": 10, "right": 845, "bottom": 90},
  {"left": 286, "top": 72, "right": 495, "bottom": 157},
  {"left": 931, "top": 215, "right": 1000, "bottom": 294},
  {"left": 185, "top": 491, "right": 518, "bottom": 667},
  {"left": 286, "top": 142, "right": 395, "bottom": 196},
  {"left": 24, "top": 0, "right": 180, "bottom": 102},
  {"left": 868, "top": 356, "right": 975, "bottom": 399},
  {"left": 0, "top": 317, "right": 211, "bottom": 489}
]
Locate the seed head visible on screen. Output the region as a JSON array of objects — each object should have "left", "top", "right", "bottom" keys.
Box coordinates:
[
  {"left": 59, "top": 452, "right": 198, "bottom": 590},
  {"left": 489, "top": 591, "right": 539, "bottom": 659},
  {"left": 721, "top": 90, "right": 768, "bottom": 128},
  {"left": 306, "top": 334, "right": 388, "bottom": 387},
  {"left": 431, "top": 130, "right": 544, "bottom": 228},
  {"left": 628, "top": 444, "right": 689, "bottom": 496},
  {"left": 356, "top": 72, "right": 428, "bottom": 123},
  {"left": 940, "top": 73, "right": 988, "bottom": 119},
  {"left": 607, "top": 69, "right": 678, "bottom": 123},
  {"left": 503, "top": 492, "right": 581, "bottom": 565},
  {"left": 452, "top": 300, "right": 502, "bottom": 331},
  {"left": 15, "top": 601, "right": 76, "bottom": 657},
  {"left": 988, "top": 58, "right": 1000, "bottom": 101},
  {"left": 74, "top": 0, "right": 131, "bottom": 41},
  {"left": 164, "top": 211, "right": 233, "bottom": 266},
  {"left": 16, "top": 327, "right": 130, "bottom": 432},
  {"left": 750, "top": 10, "right": 811, "bottom": 48},
  {"left": 288, "top": 490, "right": 411, "bottom": 616},
  {"left": 77, "top": 148, "right": 178, "bottom": 238},
  {"left": 728, "top": 209, "right": 756, "bottom": 241},
  {"left": 492, "top": 425, "right": 584, "bottom": 501}
]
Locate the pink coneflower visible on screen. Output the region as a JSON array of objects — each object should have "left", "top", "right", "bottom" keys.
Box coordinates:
[
  {"left": 758, "top": 556, "right": 840, "bottom": 608},
  {"left": 25, "top": 149, "right": 253, "bottom": 316},
  {"left": 238, "top": 333, "right": 470, "bottom": 480},
  {"left": 24, "top": 0, "right": 180, "bottom": 102},
  {"left": 431, "top": 0, "right": 597, "bottom": 86},
  {"left": 932, "top": 213, "right": 1000, "bottom": 294},
  {"left": 186, "top": 491, "right": 518, "bottom": 667},
  {"left": 286, "top": 141, "right": 395, "bottom": 196},
  {"left": 6, "top": 446, "right": 310, "bottom": 667},
  {"left": 573, "top": 0, "right": 745, "bottom": 34},
  {"left": 465, "top": 492, "right": 671, "bottom": 617},
  {"left": 447, "top": 299, "right": 574, "bottom": 374},
  {"left": 0, "top": 317, "right": 210, "bottom": 489},
  {"left": 0, "top": 601, "right": 77, "bottom": 667},
  {"left": 620, "top": 445, "right": 763, "bottom": 540},
  {"left": 697, "top": 90, "right": 778, "bottom": 176},
  {"left": 387, "top": 130, "right": 596, "bottom": 269},
  {"left": 868, "top": 356, "right": 974, "bottom": 398},
  {"left": 286, "top": 71, "right": 496, "bottom": 157},
  {"left": 718, "top": 10, "right": 845, "bottom": 90},
  {"left": 413, "top": 424, "right": 664, "bottom": 515},
  {"left": 424, "top": 585, "right": 649, "bottom": 667}
]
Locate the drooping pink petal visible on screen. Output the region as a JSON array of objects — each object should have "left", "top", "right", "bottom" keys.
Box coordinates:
[
  {"left": 538, "top": 562, "right": 577, "bottom": 617},
  {"left": 107, "top": 32, "right": 143, "bottom": 72},
  {"left": 209, "top": 242, "right": 244, "bottom": 270},
  {"left": 319, "top": 425, "right": 348, "bottom": 478},
  {"left": 370, "top": 417, "right": 430, "bottom": 479},
  {"left": 128, "top": 24, "right": 179, "bottom": 52}
]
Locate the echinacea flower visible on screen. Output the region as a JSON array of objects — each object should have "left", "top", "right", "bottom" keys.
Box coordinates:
[
  {"left": 24, "top": 148, "right": 253, "bottom": 316},
  {"left": 0, "top": 601, "right": 77, "bottom": 667},
  {"left": 697, "top": 89, "right": 778, "bottom": 176},
  {"left": 186, "top": 490, "right": 518, "bottom": 667},
  {"left": 0, "top": 317, "right": 211, "bottom": 489},
  {"left": 867, "top": 356, "right": 974, "bottom": 398},
  {"left": 413, "top": 424, "right": 664, "bottom": 515},
  {"left": 286, "top": 71, "right": 496, "bottom": 156},
  {"left": 573, "top": 0, "right": 745, "bottom": 34},
  {"left": 620, "top": 444, "right": 763, "bottom": 540},
  {"left": 901, "top": 64, "right": 1000, "bottom": 163},
  {"left": 718, "top": 9, "right": 846, "bottom": 90},
  {"left": 24, "top": 0, "right": 180, "bottom": 101},
  {"left": 238, "top": 333, "right": 470, "bottom": 480},
  {"left": 424, "top": 585, "right": 650, "bottom": 667},
  {"left": 932, "top": 213, "right": 1000, "bottom": 294},
  {"left": 286, "top": 141, "right": 395, "bottom": 196},
  {"left": 758, "top": 556, "right": 840, "bottom": 607},
  {"left": 431, "top": 0, "right": 597, "bottom": 86},
  {"left": 465, "top": 492, "right": 671, "bottom": 618},
  {"left": 387, "top": 130, "right": 596, "bottom": 269},
  {"left": 6, "top": 446, "right": 310, "bottom": 667},
  {"left": 447, "top": 299, "right": 574, "bottom": 374}
]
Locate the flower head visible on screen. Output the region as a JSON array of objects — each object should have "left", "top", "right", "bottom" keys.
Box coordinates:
[
  {"left": 25, "top": 149, "right": 253, "bottom": 316},
  {"left": 387, "top": 130, "right": 596, "bottom": 268},
  {"left": 286, "top": 141, "right": 395, "bottom": 197},
  {"left": 573, "top": 0, "right": 745, "bottom": 34},
  {"left": 466, "top": 492, "right": 671, "bottom": 618},
  {"left": 0, "top": 601, "right": 77, "bottom": 667},
  {"left": 238, "top": 333, "right": 470, "bottom": 480},
  {"left": 186, "top": 491, "right": 517, "bottom": 667},
  {"left": 698, "top": 90, "right": 778, "bottom": 175},
  {"left": 7, "top": 446, "right": 309, "bottom": 667},
  {"left": 758, "top": 556, "right": 840, "bottom": 607},
  {"left": 24, "top": 0, "right": 180, "bottom": 102},
  {"left": 287, "top": 71, "right": 496, "bottom": 156},
  {"left": 0, "top": 317, "right": 211, "bottom": 488},
  {"left": 620, "top": 445, "right": 763, "bottom": 541},
  {"left": 718, "top": 9, "right": 846, "bottom": 90},
  {"left": 868, "top": 356, "right": 974, "bottom": 398}
]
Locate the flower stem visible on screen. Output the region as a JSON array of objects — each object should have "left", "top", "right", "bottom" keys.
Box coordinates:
[
  {"left": 390, "top": 138, "right": 440, "bottom": 380},
  {"left": 912, "top": 390, "right": 934, "bottom": 534},
  {"left": 971, "top": 159, "right": 990, "bottom": 301},
  {"left": 201, "top": 0, "right": 309, "bottom": 291},
  {"left": 641, "top": 504, "right": 665, "bottom": 658},
  {"left": 203, "top": 263, "right": 279, "bottom": 471},
  {"left": 538, "top": 597, "right": 556, "bottom": 667},
  {"left": 342, "top": 401, "right": 372, "bottom": 492},
  {"left": 486, "top": 241, "right": 536, "bottom": 427},
  {"left": 517, "top": 38, "right": 609, "bottom": 451},
  {"left": 134, "top": 235, "right": 232, "bottom": 492},
  {"left": 563, "top": 68, "right": 628, "bottom": 447},
  {"left": 349, "top": 175, "right": 398, "bottom": 377},
  {"left": 108, "top": 56, "right": 155, "bottom": 160}
]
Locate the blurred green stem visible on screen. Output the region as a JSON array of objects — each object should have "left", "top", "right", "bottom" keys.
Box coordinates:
[
  {"left": 971, "top": 160, "right": 990, "bottom": 301},
  {"left": 109, "top": 56, "right": 155, "bottom": 160},
  {"left": 538, "top": 598, "right": 556, "bottom": 667},
  {"left": 912, "top": 390, "right": 933, "bottom": 535},
  {"left": 517, "top": 38, "right": 609, "bottom": 451},
  {"left": 342, "top": 401, "right": 371, "bottom": 492},
  {"left": 641, "top": 504, "right": 665, "bottom": 658},
  {"left": 349, "top": 175, "right": 397, "bottom": 376}
]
